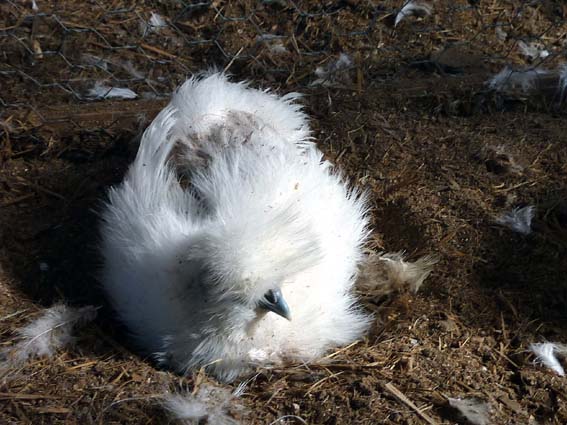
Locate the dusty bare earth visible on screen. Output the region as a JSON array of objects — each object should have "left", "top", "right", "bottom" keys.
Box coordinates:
[{"left": 2, "top": 1, "right": 567, "bottom": 424}]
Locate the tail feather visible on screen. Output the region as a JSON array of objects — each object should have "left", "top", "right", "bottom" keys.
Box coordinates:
[{"left": 131, "top": 105, "right": 178, "bottom": 185}]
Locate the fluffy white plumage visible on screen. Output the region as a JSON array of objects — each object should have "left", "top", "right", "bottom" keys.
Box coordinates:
[{"left": 100, "top": 73, "right": 371, "bottom": 381}]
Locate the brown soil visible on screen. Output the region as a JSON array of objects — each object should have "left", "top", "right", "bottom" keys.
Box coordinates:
[{"left": 2, "top": 1, "right": 567, "bottom": 424}]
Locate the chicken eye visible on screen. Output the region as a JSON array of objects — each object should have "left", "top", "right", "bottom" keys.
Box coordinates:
[{"left": 263, "top": 290, "right": 277, "bottom": 304}]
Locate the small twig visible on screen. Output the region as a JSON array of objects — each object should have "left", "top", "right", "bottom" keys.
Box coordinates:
[
  {"left": 383, "top": 382, "right": 438, "bottom": 425},
  {"left": 18, "top": 177, "right": 66, "bottom": 201},
  {"left": 494, "top": 178, "right": 542, "bottom": 193},
  {"left": 529, "top": 142, "right": 552, "bottom": 168},
  {"left": 223, "top": 47, "right": 245, "bottom": 73},
  {"left": 321, "top": 340, "right": 360, "bottom": 360},
  {"left": 0, "top": 194, "right": 35, "bottom": 208},
  {"left": 67, "top": 361, "right": 99, "bottom": 371},
  {"left": 140, "top": 43, "right": 179, "bottom": 60},
  {"left": 305, "top": 371, "right": 344, "bottom": 395},
  {"left": 0, "top": 309, "right": 29, "bottom": 322},
  {"left": 0, "top": 392, "right": 63, "bottom": 400}
]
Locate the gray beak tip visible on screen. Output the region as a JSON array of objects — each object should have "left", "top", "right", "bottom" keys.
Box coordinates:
[{"left": 258, "top": 288, "right": 292, "bottom": 321}]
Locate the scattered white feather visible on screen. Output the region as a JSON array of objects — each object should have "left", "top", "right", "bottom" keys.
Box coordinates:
[
  {"left": 256, "top": 35, "right": 288, "bottom": 55},
  {"left": 495, "top": 25, "right": 507, "bottom": 42},
  {"left": 2, "top": 304, "right": 98, "bottom": 365},
  {"left": 149, "top": 12, "right": 167, "bottom": 29},
  {"left": 87, "top": 82, "right": 138, "bottom": 100},
  {"left": 496, "top": 206, "right": 534, "bottom": 235},
  {"left": 378, "top": 252, "right": 437, "bottom": 292},
  {"left": 232, "top": 373, "right": 260, "bottom": 397},
  {"left": 82, "top": 55, "right": 144, "bottom": 80},
  {"left": 270, "top": 416, "right": 307, "bottom": 425},
  {"left": 161, "top": 384, "right": 242, "bottom": 424},
  {"left": 82, "top": 54, "right": 109, "bottom": 71},
  {"left": 120, "top": 60, "right": 145, "bottom": 80},
  {"left": 479, "top": 144, "right": 524, "bottom": 175},
  {"left": 448, "top": 398, "right": 491, "bottom": 425},
  {"left": 558, "top": 63, "right": 567, "bottom": 101},
  {"left": 312, "top": 53, "right": 353, "bottom": 86},
  {"left": 518, "top": 40, "right": 549, "bottom": 61},
  {"left": 530, "top": 343, "right": 566, "bottom": 376},
  {"left": 394, "top": 1, "right": 433, "bottom": 27},
  {"left": 140, "top": 12, "right": 167, "bottom": 35},
  {"left": 358, "top": 252, "right": 437, "bottom": 294},
  {"left": 31, "top": 0, "right": 39, "bottom": 12},
  {"left": 269, "top": 43, "right": 287, "bottom": 55},
  {"left": 487, "top": 66, "right": 550, "bottom": 94}
]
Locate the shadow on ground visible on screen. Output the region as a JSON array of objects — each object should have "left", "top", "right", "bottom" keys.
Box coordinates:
[{"left": 0, "top": 127, "right": 136, "bottom": 313}]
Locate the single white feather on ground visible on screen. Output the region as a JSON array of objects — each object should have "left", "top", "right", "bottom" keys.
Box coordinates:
[
  {"left": 487, "top": 66, "right": 550, "bottom": 94},
  {"left": 140, "top": 12, "right": 167, "bottom": 35},
  {"left": 2, "top": 304, "right": 98, "bottom": 365},
  {"left": 357, "top": 252, "right": 438, "bottom": 294},
  {"left": 82, "top": 54, "right": 109, "bottom": 71},
  {"left": 82, "top": 55, "right": 144, "bottom": 80},
  {"left": 255, "top": 35, "right": 288, "bottom": 55},
  {"left": 161, "top": 384, "right": 242, "bottom": 425},
  {"left": 394, "top": 1, "right": 433, "bottom": 27},
  {"left": 558, "top": 63, "right": 567, "bottom": 100},
  {"left": 379, "top": 252, "right": 437, "bottom": 293},
  {"left": 496, "top": 206, "right": 535, "bottom": 235},
  {"left": 149, "top": 12, "right": 167, "bottom": 30},
  {"left": 87, "top": 82, "right": 138, "bottom": 100},
  {"left": 530, "top": 342, "right": 566, "bottom": 376},
  {"left": 448, "top": 398, "right": 491, "bottom": 425},
  {"left": 517, "top": 40, "right": 550, "bottom": 61},
  {"left": 312, "top": 53, "right": 353, "bottom": 86},
  {"left": 495, "top": 25, "right": 507, "bottom": 41}
]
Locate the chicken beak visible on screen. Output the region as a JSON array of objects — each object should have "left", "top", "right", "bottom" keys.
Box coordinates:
[{"left": 258, "top": 288, "right": 291, "bottom": 321}]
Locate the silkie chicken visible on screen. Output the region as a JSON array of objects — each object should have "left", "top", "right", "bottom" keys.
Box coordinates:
[{"left": 100, "top": 73, "right": 372, "bottom": 382}]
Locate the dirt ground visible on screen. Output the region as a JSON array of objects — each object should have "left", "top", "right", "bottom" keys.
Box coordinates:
[{"left": 2, "top": 1, "right": 567, "bottom": 424}]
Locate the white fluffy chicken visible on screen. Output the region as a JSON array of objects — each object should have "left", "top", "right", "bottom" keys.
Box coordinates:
[{"left": 100, "top": 73, "right": 371, "bottom": 381}]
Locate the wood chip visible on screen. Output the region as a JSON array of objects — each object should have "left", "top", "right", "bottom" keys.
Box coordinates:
[{"left": 383, "top": 382, "right": 438, "bottom": 425}]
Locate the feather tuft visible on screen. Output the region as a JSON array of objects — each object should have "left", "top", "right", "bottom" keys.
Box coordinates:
[
  {"left": 312, "top": 53, "right": 353, "bottom": 86},
  {"left": 517, "top": 40, "right": 549, "bottom": 61},
  {"left": 448, "top": 398, "right": 491, "bottom": 425},
  {"left": 2, "top": 304, "right": 98, "bottom": 366},
  {"left": 530, "top": 342, "right": 566, "bottom": 376},
  {"left": 140, "top": 12, "right": 167, "bottom": 35},
  {"left": 161, "top": 384, "right": 242, "bottom": 424},
  {"left": 487, "top": 66, "right": 550, "bottom": 94},
  {"left": 358, "top": 252, "right": 437, "bottom": 294},
  {"left": 87, "top": 82, "right": 137, "bottom": 100},
  {"left": 394, "top": 1, "right": 433, "bottom": 27},
  {"left": 496, "top": 206, "right": 534, "bottom": 235},
  {"left": 558, "top": 63, "right": 567, "bottom": 101}
]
